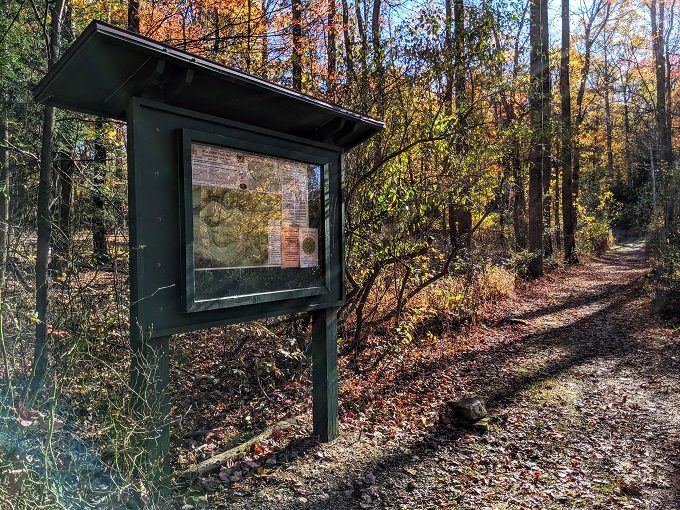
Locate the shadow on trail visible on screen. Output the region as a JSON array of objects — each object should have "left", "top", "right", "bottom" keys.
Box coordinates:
[
  {"left": 507, "top": 280, "right": 636, "bottom": 323},
  {"left": 267, "top": 245, "right": 662, "bottom": 509},
  {"left": 508, "top": 243, "right": 647, "bottom": 323},
  {"left": 353, "top": 274, "right": 647, "bottom": 413}
]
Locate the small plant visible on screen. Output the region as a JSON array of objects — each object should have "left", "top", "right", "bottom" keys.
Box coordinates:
[{"left": 648, "top": 229, "right": 680, "bottom": 318}]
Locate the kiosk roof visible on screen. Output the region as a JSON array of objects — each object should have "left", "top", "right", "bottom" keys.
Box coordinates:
[{"left": 34, "top": 21, "right": 384, "bottom": 150}]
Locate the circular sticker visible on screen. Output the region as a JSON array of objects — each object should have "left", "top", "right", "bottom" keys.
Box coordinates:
[{"left": 302, "top": 236, "right": 316, "bottom": 255}]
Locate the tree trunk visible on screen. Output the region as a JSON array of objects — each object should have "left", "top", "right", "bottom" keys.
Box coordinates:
[
  {"left": 541, "top": 0, "right": 552, "bottom": 258},
  {"left": 623, "top": 82, "right": 632, "bottom": 180},
  {"left": 52, "top": 151, "right": 74, "bottom": 271},
  {"left": 604, "top": 84, "right": 614, "bottom": 176},
  {"left": 92, "top": 120, "right": 108, "bottom": 265},
  {"left": 327, "top": 0, "right": 337, "bottom": 101},
  {"left": 543, "top": 152, "right": 553, "bottom": 257},
  {"left": 31, "top": 0, "right": 66, "bottom": 397},
  {"left": 127, "top": 0, "right": 140, "bottom": 32},
  {"left": 246, "top": 0, "right": 252, "bottom": 72},
  {"left": 291, "top": 0, "right": 303, "bottom": 91},
  {"left": 512, "top": 144, "right": 527, "bottom": 250},
  {"left": 340, "top": 0, "right": 354, "bottom": 84},
  {"left": 0, "top": 113, "right": 8, "bottom": 290},
  {"left": 370, "top": 0, "right": 384, "bottom": 168},
  {"left": 528, "top": 0, "right": 549, "bottom": 277},
  {"left": 444, "top": 0, "right": 453, "bottom": 243},
  {"left": 561, "top": 0, "right": 576, "bottom": 262},
  {"left": 444, "top": 0, "right": 453, "bottom": 115},
  {"left": 603, "top": 24, "right": 614, "bottom": 178},
  {"left": 212, "top": 8, "right": 221, "bottom": 55},
  {"left": 451, "top": 0, "right": 472, "bottom": 249},
  {"left": 651, "top": 0, "right": 676, "bottom": 231},
  {"left": 651, "top": 0, "right": 673, "bottom": 168},
  {"left": 260, "top": 0, "right": 269, "bottom": 78},
  {"left": 355, "top": 0, "right": 369, "bottom": 111},
  {"left": 554, "top": 161, "right": 561, "bottom": 250},
  {"left": 371, "top": 0, "right": 383, "bottom": 114}
]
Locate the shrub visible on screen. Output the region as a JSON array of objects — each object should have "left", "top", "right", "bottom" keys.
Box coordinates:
[
  {"left": 648, "top": 222, "right": 680, "bottom": 318},
  {"left": 576, "top": 215, "right": 613, "bottom": 255}
]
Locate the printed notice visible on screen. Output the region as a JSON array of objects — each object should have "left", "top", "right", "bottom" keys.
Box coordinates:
[
  {"left": 192, "top": 143, "right": 246, "bottom": 189},
  {"left": 281, "top": 165, "right": 308, "bottom": 226},
  {"left": 281, "top": 225, "right": 300, "bottom": 268},
  {"left": 244, "top": 155, "right": 281, "bottom": 193},
  {"left": 267, "top": 220, "right": 281, "bottom": 265},
  {"left": 299, "top": 227, "right": 318, "bottom": 268}
]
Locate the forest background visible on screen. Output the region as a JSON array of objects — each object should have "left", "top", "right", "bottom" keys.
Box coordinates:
[{"left": 0, "top": 0, "right": 679, "bottom": 506}]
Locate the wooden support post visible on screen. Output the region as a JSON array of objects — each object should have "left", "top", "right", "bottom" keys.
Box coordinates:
[
  {"left": 130, "top": 326, "right": 171, "bottom": 487},
  {"left": 311, "top": 307, "right": 339, "bottom": 442}
]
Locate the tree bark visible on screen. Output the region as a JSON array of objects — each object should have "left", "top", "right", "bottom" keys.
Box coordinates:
[
  {"left": 127, "top": 0, "right": 139, "bottom": 32},
  {"left": 52, "top": 151, "right": 73, "bottom": 271},
  {"left": 371, "top": 0, "right": 384, "bottom": 115},
  {"left": 450, "top": 0, "right": 472, "bottom": 249},
  {"left": 554, "top": 161, "right": 561, "bottom": 249},
  {"left": 291, "top": 0, "right": 303, "bottom": 91},
  {"left": 651, "top": 0, "right": 673, "bottom": 168},
  {"left": 355, "top": 0, "right": 369, "bottom": 110},
  {"left": 651, "top": 0, "right": 677, "bottom": 231},
  {"left": 0, "top": 113, "right": 8, "bottom": 290},
  {"left": 31, "top": 0, "right": 66, "bottom": 397},
  {"left": 528, "top": 0, "right": 549, "bottom": 277},
  {"left": 260, "top": 0, "right": 269, "bottom": 78},
  {"left": 92, "top": 121, "right": 108, "bottom": 265},
  {"left": 560, "top": 0, "right": 576, "bottom": 262},
  {"left": 327, "top": 0, "right": 337, "bottom": 101},
  {"left": 340, "top": 0, "right": 354, "bottom": 84},
  {"left": 541, "top": 0, "right": 552, "bottom": 258},
  {"left": 246, "top": 0, "right": 252, "bottom": 72}
]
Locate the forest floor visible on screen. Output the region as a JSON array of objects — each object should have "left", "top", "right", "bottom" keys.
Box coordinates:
[{"left": 184, "top": 240, "right": 680, "bottom": 509}]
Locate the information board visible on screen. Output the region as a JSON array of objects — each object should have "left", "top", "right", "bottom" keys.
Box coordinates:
[
  {"left": 191, "top": 143, "right": 319, "bottom": 271},
  {"left": 185, "top": 137, "right": 326, "bottom": 311}
]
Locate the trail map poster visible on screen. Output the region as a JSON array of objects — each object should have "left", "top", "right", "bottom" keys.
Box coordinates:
[{"left": 191, "top": 143, "right": 320, "bottom": 270}]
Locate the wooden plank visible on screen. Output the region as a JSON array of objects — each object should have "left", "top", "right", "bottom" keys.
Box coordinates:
[
  {"left": 311, "top": 307, "right": 339, "bottom": 442},
  {"left": 129, "top": 330, "right": 171, "bottom": 482},
  {"left": 180, "top": 415, "right": 303, "bottom": 479}
]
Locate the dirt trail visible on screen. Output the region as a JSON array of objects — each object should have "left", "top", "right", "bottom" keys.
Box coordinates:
[{"left": 198, "top": 241, "right": 680, "bottom": 509}]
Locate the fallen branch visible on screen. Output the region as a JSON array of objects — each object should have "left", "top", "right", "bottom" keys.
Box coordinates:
[
  {"left": 179, "top": 415, "right": 303, "bottom": 480},
  {"left": 505, "top": 317, "right": 530, "bottom": 325}
]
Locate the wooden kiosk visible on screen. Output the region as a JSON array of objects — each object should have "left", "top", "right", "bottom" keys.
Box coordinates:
[{"left": 34, "top": 20, "right": 383, "bottom": 475}]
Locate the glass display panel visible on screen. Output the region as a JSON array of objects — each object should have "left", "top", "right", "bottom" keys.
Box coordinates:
[{"left": 190, "top": 142, "right": 324, "bottom": 303}]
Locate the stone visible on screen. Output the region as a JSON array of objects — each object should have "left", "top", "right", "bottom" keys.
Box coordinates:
[
  {"left": 473, "top": 417, "right": 491, "bottom": 433},
  {"left": 447, "top": 397, "right": 488, "bottom": 423}
]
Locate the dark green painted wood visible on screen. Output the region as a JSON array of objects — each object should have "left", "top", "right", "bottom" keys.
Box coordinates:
[
  {"left": 128, "top": 98, "right": 345, "bottom": 338},
  {"left": 129, "top": 329, "right": 171, "bottom": 484},
  {"left": 311, "top": 307, "right": 339, "bottom": 442},
  {"left": 33, "top": 21, "right": 384, "bottom": 151}
]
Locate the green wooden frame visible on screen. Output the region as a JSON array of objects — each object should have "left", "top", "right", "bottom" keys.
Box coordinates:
[
  {"left": 128, "top": 97, "right": 346, "bottom": 338},
  {"left": 179, "top": 129, "right": 334, "bottom": 313}
]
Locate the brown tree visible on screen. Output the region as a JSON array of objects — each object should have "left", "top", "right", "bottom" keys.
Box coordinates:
[
  {"left": 327, "top": 0, "right": 337, "bottom": 101},
  {"left": 31, "top": 0, "right": 67, "bottom": 396},
  {"left": 92, "top": 120, "right": 108, "bottom": 265},
  {"left": 292, "top": 0, "right": 303, "bottom": 90},
  {"left": 561, "top": 0, "right": 576, "bottom": 262},
  {"left": 528, "top": 0, "right": 550, "bottom": 277}
]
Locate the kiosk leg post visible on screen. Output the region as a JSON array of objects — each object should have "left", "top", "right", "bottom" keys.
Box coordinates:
[
  {"left": 130, "top": 331, "right": 171, "bottom": 488},
  {"left": 311, "top": 307, "right": 338, "bottom": 442}
]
